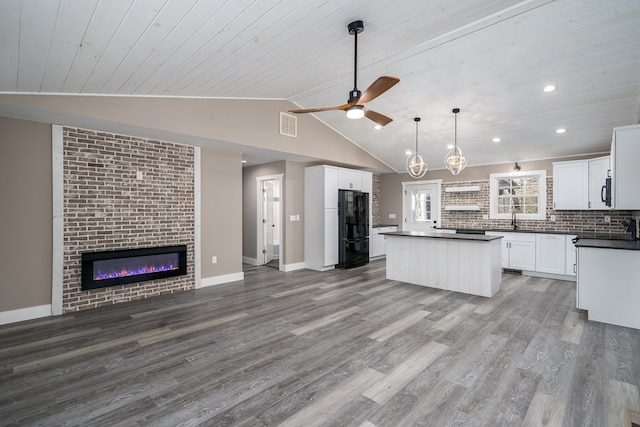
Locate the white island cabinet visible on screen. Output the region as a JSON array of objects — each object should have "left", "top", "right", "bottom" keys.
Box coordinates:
[
  {"left": 576, "top": 240, "right": 640, "bottom": 329},
  {"left": 383, "top": 231, "right": 502, "bottom": 297}
]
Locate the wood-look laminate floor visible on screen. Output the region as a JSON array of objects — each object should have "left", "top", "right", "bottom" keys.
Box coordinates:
[{"left": 1, "top": 260, "right": 639, "bottom": 426}]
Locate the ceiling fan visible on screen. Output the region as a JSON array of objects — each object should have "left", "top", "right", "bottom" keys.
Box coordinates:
[{"left": 288, "top": 20, "right": 400, "bottom": 127}]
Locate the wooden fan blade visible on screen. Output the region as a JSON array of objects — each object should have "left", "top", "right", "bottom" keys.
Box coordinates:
[
  {"left": 289, "top": 102, "right": 354, "bottom": 114},
  {"left": 357, "top": 76, "right": 400, "bottom": 105},
  {"left": 365, "top": 109, "right": 393, "bottom": 126}
]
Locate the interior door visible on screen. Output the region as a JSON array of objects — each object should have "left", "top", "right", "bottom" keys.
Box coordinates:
[
  {"left": 263, "top": 180, "right": 275, "bottom": 264},
  {"left": 403, "top": 182, "right": 441, "bottom": 231}
]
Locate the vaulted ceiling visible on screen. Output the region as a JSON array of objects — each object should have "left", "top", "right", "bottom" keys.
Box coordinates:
[{"left": 1, "top": 0, "right": 639, "bottom": 171}]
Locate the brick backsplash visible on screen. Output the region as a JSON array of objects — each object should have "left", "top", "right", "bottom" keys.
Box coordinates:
[
  {"left": 63, "top": 127, "right": 195, "bottom": 312},
  {"left": 372, "top": 174, "right": 381, "bottom": 225},
  {"left": 441, "top": 177, "right": 638, "bottom": 236}
]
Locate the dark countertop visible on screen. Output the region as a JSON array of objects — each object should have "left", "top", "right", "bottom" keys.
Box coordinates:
[
  {"left": 574, "top": 238, "right": 640, "bottom": 250},
  {"left": 372, "top": 224, "right": 399, "bottom": 228},
  {"left": 440, "top": 227, "right": 573, "bottom": 235},
  {"left": 381, "top": 230, "right": 502, "bottom": 242}
]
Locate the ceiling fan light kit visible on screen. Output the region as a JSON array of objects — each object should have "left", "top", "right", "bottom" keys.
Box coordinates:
[
  {"left": 445, "top": 108, "right": 468, "bottom": 175},
  {"left": 406, "top": 117, "right": 428, "bottom": 179},
  {"left": 288, "top": 20, "right": 399, "bottom": 127},
  {"left": 346, "top": 105, "right": 365, "bottom": 119}
]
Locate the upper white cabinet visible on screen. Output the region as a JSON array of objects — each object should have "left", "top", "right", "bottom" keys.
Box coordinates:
[
  {"left": 611, "top": 124, "right": 640, "bottom": 209},
  {"left": 338, "top": 169, "right": 362, "bottom": 190},
  {"left": 552, "top": 156, "right": 609, "bottom": 210}
]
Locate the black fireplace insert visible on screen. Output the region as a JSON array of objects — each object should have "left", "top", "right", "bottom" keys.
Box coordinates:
[{"left": 81, "top": 245, "right": 187, "bottom": 290}]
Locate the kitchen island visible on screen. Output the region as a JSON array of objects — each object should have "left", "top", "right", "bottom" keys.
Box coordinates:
[
  {"left": 381, "top": 231, "right": 503, "bottom": 297},
  {"left": 574, "top": 237, "right": 640, "bottom": 330}
]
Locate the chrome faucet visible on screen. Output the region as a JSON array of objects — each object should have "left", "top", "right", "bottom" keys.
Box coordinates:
[{"left": 511, "top": 209, "right": 518, "bottom": 230}]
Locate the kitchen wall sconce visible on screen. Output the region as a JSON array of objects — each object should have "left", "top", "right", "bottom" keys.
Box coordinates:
[
  {"left": 406, "top": 117, "right": 428, "bottom": 178},
  {"left": 513, "top": 162, "right": 521, "bottom": 172},
  {"left": 445, "top": 108, "right": 467, "bottom": 175}
]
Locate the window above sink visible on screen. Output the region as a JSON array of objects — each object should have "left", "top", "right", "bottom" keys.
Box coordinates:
[{"left": 489, "top": 170, "right": 546, "bottom": 220}]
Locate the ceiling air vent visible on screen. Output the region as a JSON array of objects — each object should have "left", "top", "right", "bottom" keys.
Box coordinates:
[{"left": 280, "top": 112, "right": 297, "bottom": 138}]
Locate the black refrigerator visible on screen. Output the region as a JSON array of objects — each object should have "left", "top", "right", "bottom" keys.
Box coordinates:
[{"left": 337, "top": 189, "right": 369, "bottom": 269}]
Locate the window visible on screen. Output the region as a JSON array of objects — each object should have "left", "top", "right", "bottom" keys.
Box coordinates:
[
  {"left": 489, "top": 170, "right": 546, "bottom": 220},
  {"left": 412, "top": 190, "right": 432, "bottom": 222}
]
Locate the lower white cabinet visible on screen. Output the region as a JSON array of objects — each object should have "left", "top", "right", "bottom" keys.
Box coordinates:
[
  {"left": 565, "top": 235, "right": 577, "bottom": 277},
  {"left": 577, "top": 246, "right": 640, "bottom": 329},
  {"left": 535, "top": 234, "right": 566, "bottom": 274},
  {"left": 370, "top": 226, "right": 398, "bottom": 258},
  {"left": 487, "top": 232, "right": 536, "bottom": 270}
]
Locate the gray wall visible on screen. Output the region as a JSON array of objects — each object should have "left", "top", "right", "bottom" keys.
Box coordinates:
[{"left": 0, "top": 117, "right": 52, "bottom": 311}]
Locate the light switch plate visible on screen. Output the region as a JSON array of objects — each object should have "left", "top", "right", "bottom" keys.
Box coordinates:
[{"left": 389, "top": 213, "right": 396, "bottom": 219}]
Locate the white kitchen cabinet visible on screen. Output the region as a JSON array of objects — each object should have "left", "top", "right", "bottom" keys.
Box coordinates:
[
  {"left": 565, "top": 235, "right": 577, "bottom": 277},
  {"left": 305, "top": 165, "right": 373, "bottom": 271},
  {"left": 535, "top": 234, "right": 566, "bottom": 274},
  {"left": 553, "top": 161, "right": 588, "bottom": 210},
  {"left": 587, "top": 157, "right": 609, "bottom": 210},
  {"left": 338, "top": 169, "right": 362, "bottom": 190},
  {"left": 486, "top": 232, "right": 536, "bottom": 270},
  {"left": 611, "top": 124, "right": 640, "bottom": 209},
  {"left": 577, "top": 246, "right": 640, "bottom": 329},
  {"left": 552, "top": 156, "right": 609, "bottom": 210},
  {"left": 370, "top": 226, "right": 397, "bottom": 258}
]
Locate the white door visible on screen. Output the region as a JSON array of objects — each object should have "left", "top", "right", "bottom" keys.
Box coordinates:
[
  {"left": 262, "top": 180, "right": 276, "bottom": 264},
  {"left": 402, "top": 181, "right": 441, "bottom": 231}
]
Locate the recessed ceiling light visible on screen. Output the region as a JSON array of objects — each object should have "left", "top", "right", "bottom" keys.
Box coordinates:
[
  {"left": 543, "top": 84, "right": 556, "bottom": 93},
  {"left": 447, "top": 144, "right": 454, "bottom": 149},
  {"left": 405, "top": 150, "right": 412, "bottom": 155},
  {"left": 492, "top": 137, "right": 501, "bottom": 143},
  {"left": 374, "top": 124, "right": 382, "bottom": 130},
  {"left": 555, "top": 128, "right": 566, "bottom": 134},
  {"left": 241, "top": 160, "right": 248, "bottom": 163}
]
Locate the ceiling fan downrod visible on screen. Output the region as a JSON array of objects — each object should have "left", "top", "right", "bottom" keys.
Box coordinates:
[{"left": 348, "top": 20, "right": 364, "bottom": 103}]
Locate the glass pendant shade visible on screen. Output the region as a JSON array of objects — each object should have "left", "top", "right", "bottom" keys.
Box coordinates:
[
  {"left": 406, "top": 117, "right": 428, "bottom": 178},
  {"left": 445, "top": 108, "right": 467, "bottom": 175},
  {"left": 406, "top": 153, "right": 428, "bottom": 178},
  {"left": 444, "top": 146, "right": 467, "bottom": 175}
]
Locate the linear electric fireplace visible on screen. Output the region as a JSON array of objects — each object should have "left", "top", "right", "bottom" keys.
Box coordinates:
[{"left": 81, "top": 245, "right": 187, "bottom": 290}]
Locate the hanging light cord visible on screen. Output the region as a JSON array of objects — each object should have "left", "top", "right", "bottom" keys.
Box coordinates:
[{"left": 414, "top": 117, "right": 420, "bottom": 154}]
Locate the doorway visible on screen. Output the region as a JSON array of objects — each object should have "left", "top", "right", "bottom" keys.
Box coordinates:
[
  {"left": 402, "top": 180, "right": 442, "bottom": 231},
  {"left": 256, "top": 174, "right": 283, "bottom": 269}
]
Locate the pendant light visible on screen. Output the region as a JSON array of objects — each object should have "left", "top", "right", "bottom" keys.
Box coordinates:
[
  {"left": 445, "top": 108, "right": 467, "bottom": 175},
  {"left": 406, "top": 117, "right": 428, "bottom": 178}
]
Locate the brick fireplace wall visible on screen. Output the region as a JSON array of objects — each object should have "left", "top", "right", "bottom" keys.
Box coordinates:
[
  {"left": 63, "top": 127, "right": 195, "bottom": 312},
  {"left": 441, "top": 177, "right": 636, "bottom": 235}
]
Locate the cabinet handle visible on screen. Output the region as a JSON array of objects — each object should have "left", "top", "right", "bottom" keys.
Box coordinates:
[{"left": 573, "top": 263, "right": 577, "bottom": 273}]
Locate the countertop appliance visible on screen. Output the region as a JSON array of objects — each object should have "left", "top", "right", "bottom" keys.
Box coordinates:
[{"left": 337, "top": 189, "right": 369, "bottom": 269}]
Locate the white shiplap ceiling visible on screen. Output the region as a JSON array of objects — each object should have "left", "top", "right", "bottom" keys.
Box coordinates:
[{"left": 1, "top": 0, "right": 640, "bottom": 171}]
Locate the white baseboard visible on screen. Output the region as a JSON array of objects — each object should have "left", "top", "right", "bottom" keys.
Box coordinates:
[
  {"left": 0, "top": 304, "right": 52, "bottom": 325},
  {"left": 200, "top": 272, "right": 244, "bottom": 288},
  {"left": 282, "top": 262, "right": 307, "bottom": 272},
  {"left": 242, "top": 256, "right": 259, "bottom": 266}
]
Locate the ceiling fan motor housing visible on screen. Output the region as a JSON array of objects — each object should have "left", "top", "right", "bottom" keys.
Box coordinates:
[{"left": 349, "top": 89, "right": 362, "bottom": 103}]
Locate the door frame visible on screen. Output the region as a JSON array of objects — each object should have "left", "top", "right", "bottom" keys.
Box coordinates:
[
  {"left": 256, "top": 174, "right": 283, "bottom": 270},
  {"left": 401, "top": 179, "right": 442, "bottom": 231}
]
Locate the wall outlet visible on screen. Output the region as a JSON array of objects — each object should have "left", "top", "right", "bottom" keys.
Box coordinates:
[
  {"left": 482, "top": 214, "right": 488, "bottom": 220},
  {"left": 389, "top": 213, "right": 396, "bottom": 219},
  {"left": 136, "top": 171, "right": 143, "bottom": 180},
  {"left": 290, "top": 215, "right": 296, "bottom": 221},
  {"left": 211, "top": 256, "right": 217, "bottom": 264},
  {"left": 550, "top": 214, "right": 556, "bottom": 222},
  {"left": 604, "top": 215, "right": 611, "bottom": 223}
]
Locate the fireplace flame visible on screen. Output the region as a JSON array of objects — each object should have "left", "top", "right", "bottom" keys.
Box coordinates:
[{"left": 94, "top": 263, "right": 178, "bottom": 280}]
